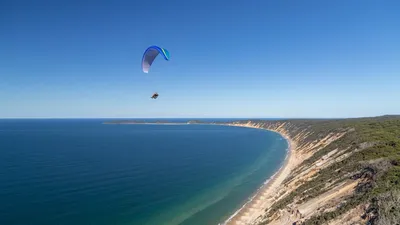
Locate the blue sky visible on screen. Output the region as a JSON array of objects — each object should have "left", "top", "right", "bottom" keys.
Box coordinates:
[{"left": 1, "top": 0, "right": 399, "bottom": 118}]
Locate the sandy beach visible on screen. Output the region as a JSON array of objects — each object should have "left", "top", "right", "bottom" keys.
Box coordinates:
[{"left": 221, "top": 123, "right": 299, "bottom": 225}]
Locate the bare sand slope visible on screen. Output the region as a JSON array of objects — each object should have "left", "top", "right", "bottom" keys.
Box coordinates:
[{"left": 221, "top": 121, "right": 347, "bottom": 225}]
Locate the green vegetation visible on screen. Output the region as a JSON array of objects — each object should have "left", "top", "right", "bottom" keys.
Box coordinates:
[
  {"left": 368, "top": 189, "right": 400, "bottom": 225},
  {"left": 255, "top": 116, "right": 400, "bottom": 224}
]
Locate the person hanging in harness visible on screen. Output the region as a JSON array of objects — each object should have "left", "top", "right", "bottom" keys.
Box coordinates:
[{"left": 151, "top": 92, "right": 159, "bottom": 99}]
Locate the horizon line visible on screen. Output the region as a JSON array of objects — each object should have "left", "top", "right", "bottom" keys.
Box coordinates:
[{"left": 0, "top": 115, "right": 397, "bottom": 120}]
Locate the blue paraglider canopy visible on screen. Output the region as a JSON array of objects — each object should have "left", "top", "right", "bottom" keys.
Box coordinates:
[{"left": 141, "top": 45, "right": 170, "bottom": 73}]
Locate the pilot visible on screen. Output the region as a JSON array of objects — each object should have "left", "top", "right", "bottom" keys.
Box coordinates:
[{"left": 151, "top": 92, "right": 159, "bottom": 99}]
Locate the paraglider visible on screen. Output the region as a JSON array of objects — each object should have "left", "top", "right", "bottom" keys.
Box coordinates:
[
  {"left": 141, "top": 45, "right": 170, "bottom": 73},
  {"left": 141, "top": 45, "right": 170, "bottom": 99}
]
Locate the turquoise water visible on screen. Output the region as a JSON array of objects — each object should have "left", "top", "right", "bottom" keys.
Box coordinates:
[{"left": 0, "top": 119, "right": 287, "bottom": 225}]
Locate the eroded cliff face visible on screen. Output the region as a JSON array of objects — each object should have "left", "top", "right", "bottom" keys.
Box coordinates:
[{"left": 225, "top": 120, "right": 372, "bottom": 225}]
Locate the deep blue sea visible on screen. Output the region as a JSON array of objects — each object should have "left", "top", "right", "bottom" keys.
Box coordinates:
[{"left": 0, "top": 119, "right": 288, "bottom": 225}]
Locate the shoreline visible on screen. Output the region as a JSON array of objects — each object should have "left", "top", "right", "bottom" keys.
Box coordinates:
[
  {"left": 104, "top": 121, "right": 295, "bottom": 224},
  {"left": 221, "top": 123, "right": 295, "bottom": 225}
]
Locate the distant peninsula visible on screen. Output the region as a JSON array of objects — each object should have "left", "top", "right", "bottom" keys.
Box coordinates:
[{"left": 103, "top": 119, "right": 219, "bottom": 125}]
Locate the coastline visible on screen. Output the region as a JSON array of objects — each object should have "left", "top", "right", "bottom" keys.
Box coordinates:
[
  {"left": 104, "top": 121, "right": 296, "bottom": 224},
  {"left": 221, "top": 123, "right": 296, "bottom": 225}
]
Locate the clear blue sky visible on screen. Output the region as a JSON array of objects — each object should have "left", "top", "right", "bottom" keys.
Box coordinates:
[{"left": 1, "top": 0, "right": 399, "bottom": 118}]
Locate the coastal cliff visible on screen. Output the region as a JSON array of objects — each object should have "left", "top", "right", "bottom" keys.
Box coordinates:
[{"left": 225, "top": 117, "right": 400, "bottom": 225}]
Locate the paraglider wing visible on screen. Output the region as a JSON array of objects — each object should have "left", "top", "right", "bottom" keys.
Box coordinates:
[{"left": 141, "top": 46, "right": 170, "bottom": 73}]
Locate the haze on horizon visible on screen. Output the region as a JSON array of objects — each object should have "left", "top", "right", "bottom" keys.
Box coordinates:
[{"left": 1, "top": 0, "right": 399, "bottom": 118}]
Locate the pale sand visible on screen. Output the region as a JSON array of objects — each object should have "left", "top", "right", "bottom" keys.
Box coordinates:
[{"left": 221, "top": 123, "right": 300, "bottom": 225}]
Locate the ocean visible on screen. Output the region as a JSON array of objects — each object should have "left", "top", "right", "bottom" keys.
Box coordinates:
[{"left": 0, "top": 119, "right": 288, "bottom": 225}]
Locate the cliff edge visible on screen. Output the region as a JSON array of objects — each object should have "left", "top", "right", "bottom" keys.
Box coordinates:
[{"left": 227, "top": 117, "right": 400, "bottom": 225}]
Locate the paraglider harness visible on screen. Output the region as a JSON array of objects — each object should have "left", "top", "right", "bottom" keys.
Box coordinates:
[{"left": 151, "top": 92, "right": 159, "bottom": 99}]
